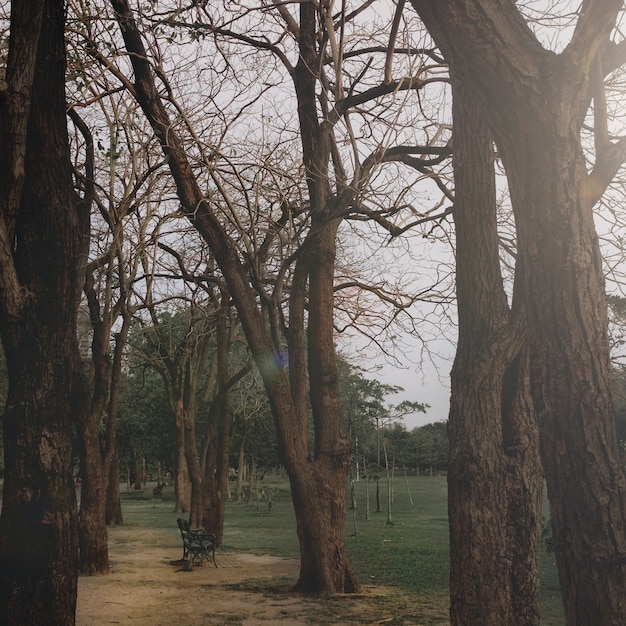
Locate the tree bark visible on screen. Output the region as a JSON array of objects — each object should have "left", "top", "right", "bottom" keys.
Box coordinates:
[
  {"left": 195, "top": 316, "right": 232, "bottom": 544},
  {"left": 0, "top": 0, "right": 89, "bottom": 621},
  {"left": 77, "top": 426, "right": 110, "bottom": 574},
  {"left": 235, "top": 432, "right": 246, "bottom": 503},
  {"left": 174, "top": 405, "right": 191, "bottom": 512},
  {"left": 448, "top": 78, "right": 542, "bottom": 625},
  {"left": 198, "top": 411, "right": 231, "bottom": 545},
  {"left": 512, "top": 122, "right": 626, "bottom": 625},
  {"left": 411, "top": 2, "right": 626, "bottom": 622},
  {"left": 105, "top": 448, "right": 123, "bottom": 525}
]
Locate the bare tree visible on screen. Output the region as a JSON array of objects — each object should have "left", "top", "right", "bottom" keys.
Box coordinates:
[
  {"left": 410, "top": 1, "right": 626, "bottom": 623},
  {"left": 130, "top": 273, "right": 216, "bottom": 513},
  {"left": 101, "top": 0, "right": 452, "bottom": 593},
  {"left": 70, "top": 105, "right": 162, "bottom": 573}
]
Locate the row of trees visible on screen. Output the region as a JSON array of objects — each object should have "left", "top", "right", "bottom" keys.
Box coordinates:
[
  {"left": 114, "top": 321, "right": 446, "bottom": 485},
  {"left": 3, "top": 1, "right": 626, "bottom": 624}
]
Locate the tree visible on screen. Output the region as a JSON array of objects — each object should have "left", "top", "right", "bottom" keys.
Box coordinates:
[
  {"left": 193, "top": 299, "right": 252, "bottom": 544},
  {"left": 102, "top": 0, "right": 450, "bottom": 594},
  {"left": 410, "top": 2, "right": 626, "bottom": 623},
  {"left": 338, "top": 359, "right": 396, "bottom": 471},
  {"left": 446, "top": 79, "right": 542, "bottom": 624},
  {"left": 117, "top": 366, "right": 177, "bottom": 485},
  {"left": 129, "top": 275, "right": 251, "bottom": 542},
  {"left": 130, "top": 305, "right": 214, "bottom": 512},
  {"left": 68, "top": 89, "right": 174, "bottom": 569},
  {"left": 411, "top": 422, "right": 448, "bottom": 475},
  {"left": 0, "top": 1, "right": 90, "bottom": 622},
  {"left": 0, "top": 345, "right": 6, "bottom": 475},
  {"left": 609, "top": 296, "right": 626, "bottom": 446}
]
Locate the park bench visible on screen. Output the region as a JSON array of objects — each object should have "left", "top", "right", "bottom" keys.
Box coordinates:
[{"left": 176, "top": 518, "right": 217, "bottom": 567}]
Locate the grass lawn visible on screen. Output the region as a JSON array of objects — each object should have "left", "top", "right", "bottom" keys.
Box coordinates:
[{"left": 119, "top": 475, "right": 564, "bottom": 624}]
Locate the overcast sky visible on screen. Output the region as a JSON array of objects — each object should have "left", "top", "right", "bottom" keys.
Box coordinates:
[{"left": 375, "top": 354, "right": 452, "bottom": 430}]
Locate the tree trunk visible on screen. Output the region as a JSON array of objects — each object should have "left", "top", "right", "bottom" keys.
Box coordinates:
[
  {"left": 77, "top": 310, "right": 111, "bottom": 573},
  {"left": 200, "top": 415, "right": 231, "bottom": 544},
  {"left": 511, "top": 129, "right": 626, "bottom": 625},
  {"left": 0, "top": 348, "right": 83, "bottom": 625},
  {"left": 105, "top": 450, "right": 123, "bottom": 525},
  {"left": 194, "top": 401, "right": 231, "bottom": 545},
  {"left": 191, "top": 302, "right": 237, "bottom": 544},
  {"left": 79, "top": 277, "right": 130, "bottom": 554},
  {"left": 133, "top": 452, "right": 143, "bottom": 490},
  {"left": 77, "top": 428, "right": 110, "bottom": 574},
  {"left": 173, "top": 409, "right": 190, "bottom": 512},
  {"left": 411, "top": 3, "right": 626, "bottom": 622},
  {"left": 288, "top": 462, "right": 358, "bottom": 593},
  {"left": 446, "top": 77, "right": 542, "bottom": 625},
  {"left": 247, "top": 454, "right": 256, "bottom": 505},
  {"left": 0, "top": 1, "right": 89, "bottom": 621},
  {"left": 235, "top": 433, "right": 246, "bottom": 503}
]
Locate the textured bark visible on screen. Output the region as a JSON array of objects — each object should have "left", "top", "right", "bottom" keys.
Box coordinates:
[
  {"left": 411, "top": 2, "right": 626, "bottom": 623},
  {"left": 514, "top": 130, "right": 626, "bottom": 625},
  {"left": 77, "top": 468, "right": 109, "bottom": 575},
  {"left": 195, "top": 318, "right": 231, "bottom": 544},
  {"left": 174, "top": 405, "right": 191, "bottom": 513},
  {"left": 0, "top": 0, "right": 89, "bottom": 621},
  {"left": 448, "top": 79, "right": 541, "bottom": 625},
  {"left": 77, "top": 428, "right": 110, "bottom": 575},
  {"left": 105, "top": 449, "right": 124, "bottom": 526},
  {"left": 198, "top": 410, "right": 231, "bottom": 545}
]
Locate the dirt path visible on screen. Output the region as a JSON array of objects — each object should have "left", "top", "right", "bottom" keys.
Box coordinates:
[
  {"left": 76, "top": 538, "right": 413, "bottom": 625},
  {"left": 77, "top": 545, "right": 305, "bottom": 625}
]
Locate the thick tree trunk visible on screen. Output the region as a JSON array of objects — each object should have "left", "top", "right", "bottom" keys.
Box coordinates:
[
  {"left": 77, "top": 428, "right": 110, "bottom": 574},
  {"left": 0, "top": 1, "right": 89, "bottom": 621},
  {"left": 510, "top": 133, "right": 626, "bottom": 625},
  {"left": 105, "top": 450, "right": 123, "bottom": 525},
  {"left": 448, "top": 79, "right": 541, "bottom": 625},
  {"left": 174, "top": 415, "right": 191, "bottom": 512},
  {"left": 411, "top": 3, "right": 626, "bottom": 622},
  {"left": 280, "top": 218, "right": 357, "bottom": 593},
  {"left": 0, "top": 346, "right": 83, "bottom": 625},
  {"left": 77, "top": 317, "right": 110, "bottom": 573},
  {"left": 190, "top": 305, "right": 235, "bottom": 544},
  {"left": 235, "top": 433, "right": 245, "bottom": 503},
  {"left": 133, "top": 452, "right": 143, "bottom": 490},
  {"left": 79, "top": 277, "right": 129, "bottom": 556},
  {"left": 185, "top": 391, "right": 205, "bottom": 529},
  {"left": 198, "top": 302, "right": 234, "bottom": 543},
  {"left": 288, "top": 461, "right": 358, "bottom": 593},
  {"left": 198, "top": 412, "right": 231, "bottom": 545}
]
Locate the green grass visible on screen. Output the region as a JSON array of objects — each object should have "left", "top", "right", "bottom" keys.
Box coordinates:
[
  {"left": 120, "top": 476, "right": 564, "bottom": 624},
  {"left": 345, "top": 477, "right": 449, "bottom": 594}
]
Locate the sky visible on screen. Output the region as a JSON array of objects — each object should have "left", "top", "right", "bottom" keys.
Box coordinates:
[
  {"left": 348, "top": 321, "right": 455, "bottom": 430},
  {"left": 374, "top": 353, "right": 452, "bottom": 430}
]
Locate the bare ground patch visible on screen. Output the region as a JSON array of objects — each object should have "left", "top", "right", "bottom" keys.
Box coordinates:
[{"left": 76, "top": 533, "right": 433, "bottom": 625}]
